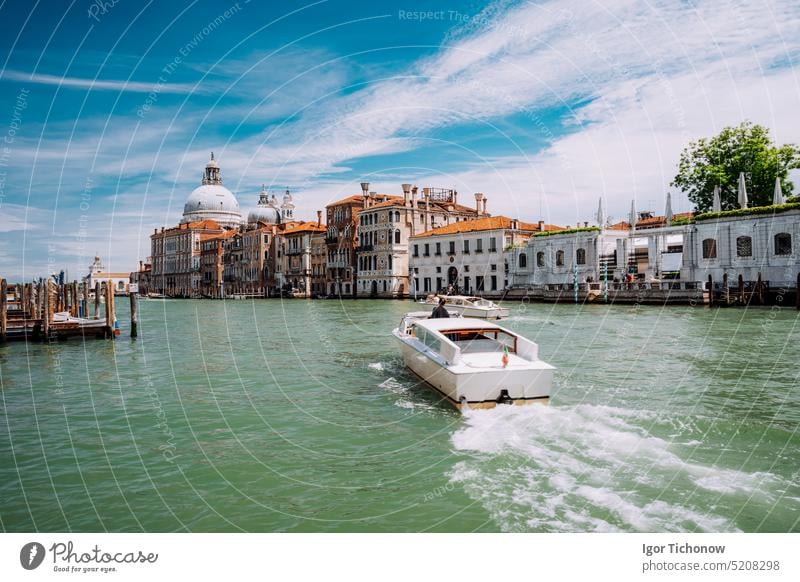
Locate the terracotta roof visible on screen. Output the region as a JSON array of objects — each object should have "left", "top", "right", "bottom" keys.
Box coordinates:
[
  {"left": 634, "top": 212, "right": 693, "bottom": 229},
  {"left": 282, "top": 221, "right": 326, "bottom": 235},
  {"left": 607, "top": 221, "right": 630, "bottom": 231},
  {"left": 200, "top": 230, "right": 237, "bottom": 241},
  {"left": 412, "top": 216, "right": 559, "bottom": 238},
  {"left": 185, "top": 219, "right": 223, "bottom": 230},
  {"left": 327, "top": 194, "right": 367, "bottom": 207},
  {"left": 360, "top": 196, "right": 405, "bottom": 210}
]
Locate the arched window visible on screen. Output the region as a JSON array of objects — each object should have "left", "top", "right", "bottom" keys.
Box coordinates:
[
  {"left": 519, "top": 253, "right": 528, "bottom": 269},
  {"left": 702, "top": 238, "right": 717, "bottom": 259},
  {"left": 775, "top": 232, "right": 792, "bottom": 255},
  {"left": 576, "top": 248, "right": 586, "bottom": 265},
  {"left": 537, "top": 251, "right": 545, "bottom": 267},
  {"left": 736, "top": 236, "right": 752, "bottom": 257},
  {"left": 395, "top": 211, "right": 400, "bottom": 223},
  {"left": 388, "top": 255, "right": 393, "bottom": 269},
  {"left": 556, "top": 250, "right": 565, "bottom": 266},
  {"left": 394, "top": 229, "right": 401, "bottom": 244}
]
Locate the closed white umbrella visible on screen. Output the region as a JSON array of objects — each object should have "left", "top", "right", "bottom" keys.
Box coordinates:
[
  {"left": 665, "top": 191, "right": 673, "bottom": 225},
  {"left": 712, "top": 185, "right": 722, "bottom": 212},
  {"left": 737, "top": 172, "right": 748, "bottom": 209},
  {"left": 596, "top": 197, "right": 606, "bottom": 229},
  {"left": 773, "top": 176, "right": 785, "bottom": 205}
]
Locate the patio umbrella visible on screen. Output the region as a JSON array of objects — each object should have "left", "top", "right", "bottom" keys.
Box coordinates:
[
  {"left": 773, "top": 176, "right": 785, "bottom": 205},
  {"left": 665, "top": 192, "right": 673, "bottom": 225},
  {"left": 737, "top": 172, "right": 748, "bottom": 209},
  {"left": 712, "top": 185, "right": 722, "bottom": 212},
  {"left": 596, "top": 197, "right": 605, "bottom": 228}
]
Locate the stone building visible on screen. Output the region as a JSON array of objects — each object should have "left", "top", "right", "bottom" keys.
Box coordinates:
[
  {"left": 356, "top": 184, "right": 488, "bottom": 297},
  {"left": 410, "top": 216, "right": 550, "bottom": 298},
  {"left": 280, "top": 220, "right": 326, "bottom": 297},
  {"left": 200, "top": 230, "right": 236, "bottom": 298},
  {"left": 84, "top": 255, "right": 132, "bottom": 295},
  {"left": 150, "top": 219, "right": 224, "bottom": 296}
]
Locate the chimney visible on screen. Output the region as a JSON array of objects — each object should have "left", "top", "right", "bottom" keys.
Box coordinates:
[
  {"left": 511, "top": 219, "right": 518, "bottom": 230},
  {"left": 483, "top": 197, "right": 488, "bottom": 215},
  {"left": 360, "top": 181, "right": 370, "bottom": 209},
  {"left": 538, "top": 220, "right": 545, "bottom": 232},
  {"left": 584, "top": 221, "right": 589, "bottom": 228},
  {"left": 411, "top": 185, "right": 418, "bottom": 209},
  {"left": 317, "top": 210, "right": 322, "bottom": 226},
  {"left": 474, "top": 192, "right": 484, "bottom": 214},
  {"left": 139, "top": 260, "right": 143, "bottom": 271},
  {"left": 453, "top": 190, "right": 458, "bottom": 205},
  {"left": 402, "top": 183, "right": 411, "bottom": 206}
]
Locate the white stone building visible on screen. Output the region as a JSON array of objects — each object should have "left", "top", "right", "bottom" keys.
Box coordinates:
[
  {"left": 408, "top": 216, "right": 552, "bottom": 298},
  {"left": 84, "top": 255, "right": 131, "bottom": 295}
]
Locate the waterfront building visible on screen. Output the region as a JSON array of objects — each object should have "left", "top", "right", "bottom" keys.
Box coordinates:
[
  {"left": 180, "top": 153, "right": 243, "bottom": 229},
  {"left": 130, "top": 260, "right": 152, "bottom": 295},
  {"left": 200, "top": 230, "right": 236, "bottom": 298},
  {"left": 681, "top": 207, "right": 799, "bottom": 288},
  {"left": 409, "top": 216, "right": 551, "bottom": 298},
  {"left": 84, "top": 255, "right": 132, "bottom": 294},
  {"left": 150, "top": 219, "right": 224, "bottom": 297},
  {"left": 310, "top": 213, "right": 327, "bottom": 297},
  {"left": 280, "top": 219, "right": 326, "bottom": 297},
  {"left": 325, "top": 192, "right": 380, "bottom": 297},
  {"left": 355, "top": 184, "right": 489, "bottom": 298}
]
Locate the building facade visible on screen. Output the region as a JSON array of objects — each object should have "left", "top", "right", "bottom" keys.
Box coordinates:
[
  {"left": 409, "top": 216, "right": 547, "bottom": 298},
  {"left": 85, "top": 255, "right": 132, "bottom": 295},
  {"left": 200, "top": 230, "right": 235, "bottom": 298},
  {"left": 150, "top": 219, "right": 224, "bottom": 296},
  {"left": 355, "top": 184, "right": 490, "bottom": 298}
]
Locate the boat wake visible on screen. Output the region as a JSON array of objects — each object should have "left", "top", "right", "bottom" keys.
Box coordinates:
[{"left": 449, "top": 404, "right": 790, "bottom": 532}]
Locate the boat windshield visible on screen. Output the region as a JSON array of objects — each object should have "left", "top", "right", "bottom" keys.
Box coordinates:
[{"left": 441, "top": 328, "right": 516, "bottom": 353}]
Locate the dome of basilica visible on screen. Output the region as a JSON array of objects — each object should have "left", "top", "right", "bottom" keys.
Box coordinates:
[
  {"left": 180, "top": 153, "right": 242, "bottom": 229},
  {"left": 247, "top": 187, "right": 281, "bottom": 225}
]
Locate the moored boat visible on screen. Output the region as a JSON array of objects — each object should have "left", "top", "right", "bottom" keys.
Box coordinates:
[
  {"left": 392, "top": 312, "right": 554, "bottom": 411},
  {"left": 418, "top": 294, "right": 509, "bottom": 319}
]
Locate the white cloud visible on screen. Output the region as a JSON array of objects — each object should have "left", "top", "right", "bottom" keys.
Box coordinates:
[{"left": 1, "top": 69, "right": 201, "bottom": 94}]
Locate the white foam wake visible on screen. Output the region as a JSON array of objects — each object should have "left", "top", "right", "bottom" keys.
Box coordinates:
[{"left": 449, "top": 404, "right": 785, "bottom": 532}]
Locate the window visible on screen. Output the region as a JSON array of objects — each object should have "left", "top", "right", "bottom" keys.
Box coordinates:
[
  {"left": 775, "top": 233, "right": 792, "bottom": 255},
  {"left": 476, "top": 239, "right": 483, "bottom": 253},
  {"left": 556, "top": 250, "right": 565, "bottom": 266},
  {"left": 491, "top": 276, "right": 497, "bottom": 291},
  {"left": 519, "top": 253, "right": 528, "bottom": 269},
  {"left": 388, "top": 212, "right": 393, "bottom": 223},
  {"left": 489, "top": 237, "right": 497, "bottom": 252},
  {"left": 394, "top": 230, "right": 401, "bottom": 244},
  {"left": 702, "top": 238, "right": 717, "bottom": 259},
  {"left": 413, "top": 244, "right": 419, "bottom": 257},
  {"left": 464, "top": 265, "right": 470, "bottom": 272},
  {"left": 424, "top": 243, "right": 430, "bottom": 257},
  {"left": 576, "top": 248, "right": 586, "bottom": 265},
  {"left": 537, "top": 252, "right": 545, "bottom": 267},
  {"left": 436, "top": 266, "right": 442, "bottom": 273},
  {"left": 436, "top": 277, "right": 442, "bottom": 291},
  {"left": 491, "top": 264, "right": 497, "bottom": 271},
  {"left": 736, "top": 236, "right": 752, "bottom": 258},
  {"left": 448, "top": 241, "right": 456, "bottom": 255},
  {"left": 435, "top": 242, "right": 442, "bottom": 256},
  {"left": 463, "top": 276, "right": 470, "bottom": 291},
  {"left": 476, "top": 276, "right": 485, "bottom": 292},
  {"left": 395, "top": 211, "right": 400, "bottom": 223},
  {"left": 463, "top": 240, "right": 470, "bottom": 253}
]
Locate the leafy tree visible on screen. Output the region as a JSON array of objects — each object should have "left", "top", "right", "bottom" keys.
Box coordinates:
[{"left": 671, "top": 122, "right": 800, "bottom": 212}]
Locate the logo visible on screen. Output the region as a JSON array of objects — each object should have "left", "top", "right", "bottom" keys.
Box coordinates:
[{"left": 20, "top": 542, "right": 46, "bottom": 570}]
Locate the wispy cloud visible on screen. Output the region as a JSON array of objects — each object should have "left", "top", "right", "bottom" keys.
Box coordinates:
[{"left": 0, "top": 69, "right": 201, "bottom": 94}]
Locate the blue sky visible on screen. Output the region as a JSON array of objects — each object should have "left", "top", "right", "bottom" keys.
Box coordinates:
[{"left": 1, "top": 0, "right": 798, "bottom": 279}]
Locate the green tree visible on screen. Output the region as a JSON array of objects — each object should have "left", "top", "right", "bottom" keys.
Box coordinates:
[{"left": 671, "top": 122, "right": 800, "bottom": 212}]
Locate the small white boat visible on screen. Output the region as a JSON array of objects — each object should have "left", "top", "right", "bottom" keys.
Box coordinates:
[
  {"left": 392, "top": 312, "right": 554, "bottom": 411},
  {"left": 418, "top": 295, "right": 509, "bottom": 319}
]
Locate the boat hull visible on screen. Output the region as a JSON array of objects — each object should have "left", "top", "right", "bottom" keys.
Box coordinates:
[{"left": 394, "top": 334, "right": 552, "bottom": 411}]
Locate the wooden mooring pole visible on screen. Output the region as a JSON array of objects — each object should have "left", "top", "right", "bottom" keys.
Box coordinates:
[
  {"left": 797, "top": 273, "right": 800, "bottom": 311},
  {"left": 0, "top": 278, "right": 7, "bottom": 342},
  {"left": 130, "top": 290, "right": 138, "bottom": 338},
  {"left": 738, "top": 274, "right": 745, "bottom": 304},
  {"left": 707, "top": 275, "right": 714, "bottom": 307},
  {"left": 94, "top": 282, "right": 101, "bottom": 319},
  {"left": 42, "top": 280, "right": 52, "bottom": 338}
]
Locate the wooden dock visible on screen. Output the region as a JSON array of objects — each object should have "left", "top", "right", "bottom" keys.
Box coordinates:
[{"left": 0, "top": 277, "right": 117, "bottom": 342}]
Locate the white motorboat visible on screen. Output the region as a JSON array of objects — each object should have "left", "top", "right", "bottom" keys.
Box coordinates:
[
  {"left": 418, "top": 295, "right": 509, "bottom": 319},
  {"left": 392, "top": 312, "right": 554, "bottom": 411}
]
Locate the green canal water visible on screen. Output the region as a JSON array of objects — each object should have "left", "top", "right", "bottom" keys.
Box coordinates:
[{"left": 1, "top": 298, "right": 799, "bottom": 532}]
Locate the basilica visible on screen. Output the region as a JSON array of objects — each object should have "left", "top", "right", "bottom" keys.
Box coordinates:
[{"left": 146, "top": 154, "right": 318, "bottom": 298}]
